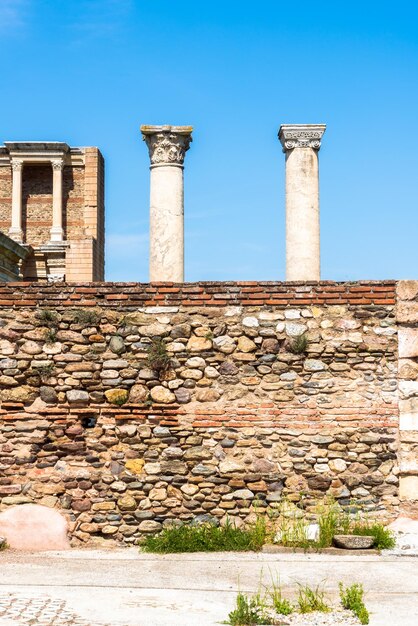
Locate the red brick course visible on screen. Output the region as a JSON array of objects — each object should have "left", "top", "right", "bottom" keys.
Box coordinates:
[{"left": 0, "top": 280, "right": 397, "bottom": 308}]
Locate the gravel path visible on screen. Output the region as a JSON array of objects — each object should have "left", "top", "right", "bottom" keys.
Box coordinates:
[{"left": 282, "top": 610, "right": 361, "bottom": 625}]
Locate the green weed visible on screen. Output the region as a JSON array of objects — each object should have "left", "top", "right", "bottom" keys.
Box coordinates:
[
  {"left": 71, "top": 309, "right": 101, "bottom": 325},
  {"left": 288, "top": 333, "right": 308, "bottom": 355},
  {"left": 37, "top": 309, "right": 59, "bottom": 326},
  {"left": 44, "top": 327, "right": 57, "bottom": 344},
  {"left": 226, "top": 592, "right": 274, "bottom": 625},
  {"left": 339, "top": 582, "right": 369, "bottom": 624},
  {"left": 269, "top": 581, "right": 294, "bottom": 615},
  {"left": 142, "top": 518, "right": 266, "bottom": 553},
  {"left": 146, "top": 337, "right": 172, "bottom": 376},
  {"left": 297, "top": 583, "right": 330, "bottom": 613},
  {"left": 351, "top": 522, "right": 395, "bottom": 550}
]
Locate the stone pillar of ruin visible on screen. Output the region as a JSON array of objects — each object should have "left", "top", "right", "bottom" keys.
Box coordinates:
[
  {"left": 9, "top": 159, "right": 24, "bottom": 243},
  {"left": 278, "top": 124, "right": 326, "bottom": 281},
  {"left": 141, "top": 125, "right": 193, "bottom": 282},
  {"left": 50, "top": 159, "right": 64, "bottom": 242}
]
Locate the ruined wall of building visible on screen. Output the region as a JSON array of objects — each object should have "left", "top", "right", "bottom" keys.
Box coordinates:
[
  {"left": 0, "top": 281, "right": 403, "bottom": 545},
  {"left": 0, "top": 144, "right": 104, "bottom": 282}
]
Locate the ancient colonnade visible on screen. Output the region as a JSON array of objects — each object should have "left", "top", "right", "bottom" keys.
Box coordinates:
[
  {"left": 141, "top": 123, "right": 326, "bottom": 282},
  {"left": 5, "top": 142, "right": 69, "bottom": 244}
]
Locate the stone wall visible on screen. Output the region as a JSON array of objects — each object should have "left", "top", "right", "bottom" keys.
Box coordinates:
[
  {"left": 0, "top": 281, "right": 404, "bottom": 544},
  {"left": 396, "top": 281, "right": 418, "bottom": 513}
]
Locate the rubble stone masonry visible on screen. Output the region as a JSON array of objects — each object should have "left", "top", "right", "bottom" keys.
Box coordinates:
[{"left": 0, "top": 280, "right": 415, "bottom": 545}]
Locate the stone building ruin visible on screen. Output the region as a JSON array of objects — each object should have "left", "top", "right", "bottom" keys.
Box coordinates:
[
  {"left": 0, "top": 123, "right": 417, "bottom": 547},
  {"left": 0, "top": 142, "right": 104, "bottom": 282}
]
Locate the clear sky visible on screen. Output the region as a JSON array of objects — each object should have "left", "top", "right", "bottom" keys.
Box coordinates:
[{"left": 1, "top": 0, "right": 417, "bottom": 282}]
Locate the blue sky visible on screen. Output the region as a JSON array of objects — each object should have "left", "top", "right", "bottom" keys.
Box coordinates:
[{"left": 1, "top": 0, "right": 418, "bottom": 281}]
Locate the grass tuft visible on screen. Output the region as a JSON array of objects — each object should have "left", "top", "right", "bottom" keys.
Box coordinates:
[
  {"left": 141, "top": 518, "right": 266, "bottom": 553},
  {"left": 288, "top": 333, "right": 308, "bottom": 355},
  {"left": 226, "top": 592, "right": 274, "bottom": 625},
  {"left": 37, "top": 309, "right": 59, "bottom": 326},
  {"left": 297, "top": 583, "right": 331, "bottom": 613},
  {"left": 273, "top": 497, "right": 395, "bottom": 551},
  {"left": 71, "top": 309, "right": 101, "bottom": 325},
  {"left": 350, "top": 522, "right": 395, "bottom": 550},
  {"left": 146, "top": 337, "right": 172, "bottom": 376},
  {"left": 270, "top": 581, "right": 294, "bottom": 615},
  {"left": 339, "top": 582, "right": 369, "bottom": 624}
]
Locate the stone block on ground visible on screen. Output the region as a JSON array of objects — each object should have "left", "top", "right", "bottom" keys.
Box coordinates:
[
  {"left": 0, "top": 504, "right": 70, "bottom": 551},
  {"left": 333, "top": 534, "right": 374, "bottom": 549}
]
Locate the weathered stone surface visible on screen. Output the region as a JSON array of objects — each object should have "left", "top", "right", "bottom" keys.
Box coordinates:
[
  {"left": 138, "top": 520, "right": 162, "bottom": 533},
  {"left": 102, "top": 525, "right": 119, "bottom": 535},
  {"left": 219, "top": 361, "right": 238, "bottom": 375},
  {"left": 105, "top": 389, "right": 128, "bottom": 404},
  {"left": 213, "top": 335, "right": 236, "bottom": 354},
  {"left": 66, "top": 390, "right": 89, "bottom": 404},
  {"left": 187, "top": 336, "right": 212, "bottom": 351},
  {"left": 117, "top": 495, "right": 137, "bottom": 511},
  {"left": 286, "top": 322, "right": 307, "bottom": 337},
  {"left": 21, "top": 340, "right": 43, "bottom": 355},
  {"left": 333, "top": 534, "right": 375, "bottom": 549},
  {"left": 183, "top": 446, "right": 212, "bottom": 461},
  {"left": 397, "top": 302, "right": 418, "bottom": 324},
  {"left": 109, "top": 335, "right": 125, "bottom": 354},
  {"left": 125, "top": 459, "right": 145, "bottom": 474},
  {"left": 128, "top": 384, "right": 148, "bottom": 403},
  {"left": 139, "top": 323, "right": 167, "bottom": 337},
  {"left": 196, "top": 389, "right": 220, "bottom": 402},
  {"left": 220, "top": 459, "right": 245, "bottom": 473},
  {"left": 242, "top": 317, "right": 259, "bottom": 328},
  {"left": 40, "top": 385, "right": 58, "bottom": 404},
  {"left": 232, "top": 489, "right": 254, "bottom": 500},
  {"left": 399, "top": 328, "right": 418, "bottom": 358},
  {"left": 397, "top": 280, "right": 418, "bottom": 301},
  {"left": 237, "top": 336, "right": 256, "bottom": 352},
  {"left": 150, "top": 386, "right": 176, "bottom": 403},
  {"left": 0, "top": 504, "right": 70, "bottom": 551},
  {"left": 174, "top": 387, "right": 191, "bottom": 403},
  {"left": 304, "top": 359, "right": 326, "bottom": 372},
  {"left": 329, "top": 458, "right": 347, "bottom": 473}
]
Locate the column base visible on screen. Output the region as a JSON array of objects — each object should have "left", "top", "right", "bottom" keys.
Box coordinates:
[
  {"left": 8, "top": 227, "right": 23, "bottom": 243},
  {"left": 50, "top": 227, "right": 64, "bottom": 242}
]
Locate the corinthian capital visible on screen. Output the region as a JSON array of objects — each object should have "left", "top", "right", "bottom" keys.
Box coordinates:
[
  {"left": 141, "top": 125, "right": 193, "bottom": 167},
  {"left": 51, "top": 159, "right": 64, "bottom": 171},
  {"left": 278, "top": 124, "right": 326, "bottom": 152},
  {"left": 11, "top": 159, "right": 23, "bottom": 172}
]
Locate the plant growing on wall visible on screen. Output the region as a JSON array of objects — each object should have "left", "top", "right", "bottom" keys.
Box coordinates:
[
  {"left": 288, "top": 333, "right": 308, "bottom": 355},
  {"left": 146, "top": 337, "right": 172, "bottom": 377},
  {"left": 44, "top": 328, "right": 57, "bottom": 344},
  {"left": 71, "top": 309, "right": 101, "bottom": 325},
  {"left": 36, "top": 309, "right": 59, "bottom": 328}
]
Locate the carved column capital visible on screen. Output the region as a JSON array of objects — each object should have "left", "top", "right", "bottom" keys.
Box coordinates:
[
  {"left": 51, "top": 159, "right": 64, "bottom": 171},
  {"left": 141, "top": 125, "right": 193, "bottom": 167},
  {"left": 278, "top": 124, "right": 326, "bottom": 152},
  {"left": 11, "top": 159, "right": 23, "bottom": 172}
]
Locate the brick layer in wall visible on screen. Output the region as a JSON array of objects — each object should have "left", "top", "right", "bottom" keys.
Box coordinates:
[{"left": 0, "top": 280, "right": 397, "bottom": 308}]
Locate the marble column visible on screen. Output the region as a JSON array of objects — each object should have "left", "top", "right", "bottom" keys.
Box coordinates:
[
  {"left": 50, "top": 159, "right": 64, "bottom": 242},
  {"left": 278, "top": 124, "right": 326, "bottom": 281},
  {"left": 9, "top": 159, "right": 24, "bottom": 243},
  {"left": 141, "top": 125, "right": 193, "bottom": 282}
]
